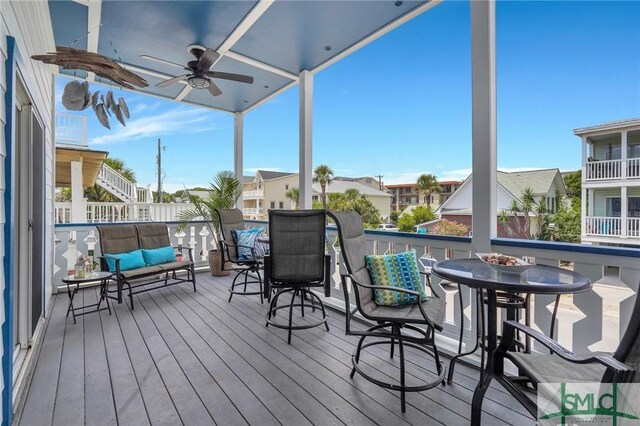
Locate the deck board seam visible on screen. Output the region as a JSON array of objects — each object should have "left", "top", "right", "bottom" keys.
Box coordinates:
[
  {"left": 192, "top": 282, "right": 450, "bottom": 425},
  {"left": 177, "top": 283, "right": 424, "bottom": 426}
]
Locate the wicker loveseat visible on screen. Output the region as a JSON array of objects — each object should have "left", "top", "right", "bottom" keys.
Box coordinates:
[{"left": 96, "top": 223, "right": 196, "bottom": 309}]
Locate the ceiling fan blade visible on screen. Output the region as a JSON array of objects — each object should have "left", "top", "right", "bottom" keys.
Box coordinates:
[
  {"left": 196, "top": 48, "right": 220, "bottom": 73},
  {"left": 156, "top": 74, "right": 189, "bottom": 88},
  {"left": 140, "top": 54, "right": 185, "bottom": 69},
  {"left": 208, "top": 81, "right": 222, "bottom": 97},
  {"left": 206, "top": 71, "right": 254, "bottom": 84}
]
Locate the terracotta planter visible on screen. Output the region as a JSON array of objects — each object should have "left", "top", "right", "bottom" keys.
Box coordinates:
[{"left": 208, "top": 249, "right": 230, "bottom": 276}]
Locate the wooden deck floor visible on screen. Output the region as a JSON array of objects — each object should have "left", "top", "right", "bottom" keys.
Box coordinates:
[{"left": 15, "top": 272, "right": 535, "bottom": 426}]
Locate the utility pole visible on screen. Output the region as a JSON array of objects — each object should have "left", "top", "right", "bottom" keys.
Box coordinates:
[
  {"left": 156, "top": 138, "right": 165, "bottom": 203},
  {"left": 376, "top": 175, "right": 384, "bottom": 191}
]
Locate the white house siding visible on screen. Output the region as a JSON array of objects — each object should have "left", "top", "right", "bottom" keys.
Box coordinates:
[
  {"left": 593, "top": 188, "right": 622, "bottom": 216},
  {"left": 0, "top": 0, "right": 55, "bottom": 419},
  {"left": 593, "top": 187, "right": 640, "bottom": 217},
  {"left": 439, "top": 178, "right": 516, "bottom": 212},
  {"left": 367, "top": 195, "right": 391, "bottom": 219}
]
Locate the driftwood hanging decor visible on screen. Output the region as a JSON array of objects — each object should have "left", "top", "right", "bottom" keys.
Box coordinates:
[{"left": 32, "top": 46, "right": 148, "bottom": 89}]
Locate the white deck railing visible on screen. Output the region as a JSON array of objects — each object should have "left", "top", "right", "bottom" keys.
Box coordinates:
[
  {"left": 585, "top": 216, "right": 622, "bottom": 236},
  {"left": 243, "top": 207, "right": 263, "bottom": 216},
  {"left": 55, "top": 113, "right": 87, "bottom": 146},
  {"left": 585, "top": 159, "right": 622, "bottom": 180},
  {"left": 54, "top": 202, "right": 194, "bottom": 223},
  {"left": 243, "top": 190, "right": 264, "bottom": 198},
  {"left": 628, "top": 158, "right": 640, "bottom": 178},
  {"left": 96, "top": 163, "right": 137, "bottom": 203},
  {"left": 54, "top": 221, "right": 640, "bottom": 357}
]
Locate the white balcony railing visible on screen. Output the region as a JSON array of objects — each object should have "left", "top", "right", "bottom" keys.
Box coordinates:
[
  {"left": 54, "top": 202, "right": 195, "bottom": 224},
  {"left": 54, "top": 222, "right": 640, "bottom": 358},
  {"left": 628, "top": 218, "right": 640, "bottom": 237},
  {"left": 585, "top": 159, "right": 622, "bottom": 180},
  {"left": 243, "top": 189, "right": 264, "bottom": 199},
  {"left": 243, "top": 207, "right": 263, "bottom": 216},
  {"left": 585, "top": 216, "right": 622, "bottom": 236},
  {"left": 628, "top": 158, "right": 640, "bottom": 178},
  {"left": 55, "top": 113, "right": 87, "bottom": 146}
]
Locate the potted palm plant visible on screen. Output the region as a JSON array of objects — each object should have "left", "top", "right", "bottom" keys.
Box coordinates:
[{"left": 178, "top": 171, "right": 241, "bottom": 276}]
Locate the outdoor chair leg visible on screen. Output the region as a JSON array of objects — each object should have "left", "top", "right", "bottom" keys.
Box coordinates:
[
  {"left": 433, "top": 338, "right": 446, "bottom": 386},
  {"left": 128, "top": 283, "right": 134, "bottom": 310},
  {"left": 351, "top": 334, "right": 367, "bottom": 378},
  {"left": 300, "top": 291, "right": 305, "bottom": 317},
  {"left": 398, "top": 328, "right": 407, "bottom": 413},
  {"left": 257, "top": 269, "right": 263, "bottom": 304},
  {"left": 288, "top": 289, "right": 299, "bottom": 344},
  {"left": 390, "top": 337, "right": 395, "bottom": 359}
]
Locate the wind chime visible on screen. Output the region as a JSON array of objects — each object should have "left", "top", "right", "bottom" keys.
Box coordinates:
[{"left": 31, "top": 24, "right": 148, "bottom": 129}]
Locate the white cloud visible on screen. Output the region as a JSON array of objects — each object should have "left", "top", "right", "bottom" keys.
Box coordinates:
[
  {"left": 89, "top": 107, "right": 220, "bottom": 145},
  {"left": 130, "top": 101, "right": 162, "bottom": 114}
]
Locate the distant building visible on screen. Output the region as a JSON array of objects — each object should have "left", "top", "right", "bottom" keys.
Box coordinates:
[
  {"left": 575, "top": 118, "right": 640, "bottom": 245},
  {"left": 436, "top": 169, "right": 566, "bottom": 238},
  {"left": 242, "top": 171, "right": 391, "bottom": 220},
  {"left": 385, "top": 180, "right": 462, "bottom": 212}
]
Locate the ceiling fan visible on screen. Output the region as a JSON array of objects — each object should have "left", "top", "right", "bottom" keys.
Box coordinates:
[{"left": 141, "top": 44, "right": 254, "bottom": 96}]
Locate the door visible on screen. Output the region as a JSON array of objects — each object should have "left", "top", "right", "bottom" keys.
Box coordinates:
[{"left": 13, "top": 79, "right": 45, "bottom": 373}]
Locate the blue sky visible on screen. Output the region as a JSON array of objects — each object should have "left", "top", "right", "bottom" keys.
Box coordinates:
[{"left": 56, "top": 1, "right": 640, "bottom": 193}]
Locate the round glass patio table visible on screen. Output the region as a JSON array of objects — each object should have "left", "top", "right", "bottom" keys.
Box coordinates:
[{"left": 432, "top": 258, "right": 592, "bottom": 425}]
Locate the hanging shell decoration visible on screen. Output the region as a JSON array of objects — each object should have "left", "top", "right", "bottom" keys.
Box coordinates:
[{"left": 62, "top": 80, "right": 131, "bottom": 129}]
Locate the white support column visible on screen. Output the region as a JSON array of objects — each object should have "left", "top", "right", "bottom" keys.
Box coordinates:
[
  {"left": 622, "top": 131, "right": 628, "bottom": 179},
  {"left": 299, "top": 70, "right": 313, "bottom": 209},
  {"left": 70, "top": 160, "right": 86, "bottom": 223},
  {"left": 581, "top": 187, "right": 587, "bottom": 238},
  {"left": 622, "top": 186, "right": 628, "bottom": 238},
  {"left": 588, "top": 189, "right": 595, "bottom": 216},
  {"left": 234, "top": 112, "right": 244, "bottom": 210},
  {"left": 470, "top": 0, "right": 497, "bottom": 252}
]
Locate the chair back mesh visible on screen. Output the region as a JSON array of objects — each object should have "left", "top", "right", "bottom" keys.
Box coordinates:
[
  {"left": 614, "top": 291, "right": 640, "bottom": 375},
  {"left": 135, "top": 223, "right": 171, "bottom": 249},
  {"left": 216, "top": 208, "right": 244, "bottom": 261},
  {"left": 97, "top": 224, "right": 139, "bottom": 255},
  {"left": 327, "top": 211, "right": 374, "bottom": 311},
  {"left": 268, "top": 210, "right": 326, "bottom": 283}
]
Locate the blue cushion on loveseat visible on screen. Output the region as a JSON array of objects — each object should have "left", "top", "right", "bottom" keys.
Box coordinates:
[
  {"left": 105, "top": 249, "right": 146, "bottom": 272},
  {"left": 141, "top": 246, "right": 176, "bottom": 266}
]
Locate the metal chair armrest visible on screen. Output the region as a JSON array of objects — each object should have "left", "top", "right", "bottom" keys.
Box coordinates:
[
  {"left": 501, "top": 321, "right": 634, "bottom": 374},
  {"left": 347, "top": 273, "right": 438, "bottom": 330}
]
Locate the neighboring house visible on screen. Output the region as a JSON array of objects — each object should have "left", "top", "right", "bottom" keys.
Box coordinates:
[
  {"left": 242, "top": 171, "right": 391, "bottom": 220},
  {"left": 436, "top": 169, "right": 566, "bottom": 238},
  {"left": 575, "top": 118, "right": 640, "bottom": 246},
  {"left": 311, "top": 179, "right": 392, "bottom": 219},
  {"left": 334, "top": 176, "right": 384, "bottom": 191},
  {"left": 385, "top": 180, "right": 462, "bottom": 212},
  {"left": 242, "top": 170, "right": 299, "bottom": 220}
]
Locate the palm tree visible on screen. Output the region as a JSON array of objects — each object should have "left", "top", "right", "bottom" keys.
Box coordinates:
[
  {"left": 84, "top": 157, "right": 137, "bottom": 202},
  {"left": 416, "top": 173, "right": 442, "bottom": 208},
  {"left": 285, "top": 187, "right": 299, "bottom": 209},
  {"left": 177, "top": 171, "right": 242, "bottom": 240},
  {"left": 313, "top": 165, "right": 334, "bottom": 210}
]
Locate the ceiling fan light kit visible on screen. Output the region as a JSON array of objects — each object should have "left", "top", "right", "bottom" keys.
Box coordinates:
[{"left": 142, "top": 44, "right": 254, "bottom": 97}]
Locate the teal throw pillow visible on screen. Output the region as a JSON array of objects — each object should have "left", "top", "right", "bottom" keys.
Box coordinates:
[
  {"left": 141, "top": 246, "right": 176, "bottom": 266},
  {"left": 232, "top": 227, "right": 266, "bottom": 260},
  {"left": 105, "top": 249, "right": 146, "bottom": 272},
  {"left": 365, "top": 249, "right": 428, "bottom": 306}
]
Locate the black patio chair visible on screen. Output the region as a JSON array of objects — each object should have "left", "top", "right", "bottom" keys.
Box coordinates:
[
  {"left": 263, "top": 210, "right": 331, "bottom": 344},
  {"left": 215, "top": 208, "right": 264, "bottom": 303},
  {"left": 328, "top": 210, "right": 446, "bottom": 413},
  {"left": 493, "top": 290, "right": 639, "bottom": 418}
]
